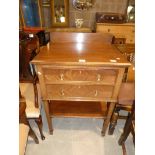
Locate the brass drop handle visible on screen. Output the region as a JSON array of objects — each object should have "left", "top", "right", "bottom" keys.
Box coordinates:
[
  {"left": 60, "top": 73, "right": 64, "bottom": 81},
  {"left": 108, "top": 29, "right": 110, "bottom": 32},
  {"left": 61, "top": 89, "right": 64, "bottom": 96},
  {"left": 97, "top": 74, "right": 101, "bottom": 81},
  {"left": 95, "top": 90, "right": 98, "bottom": 96},
  {"left": 37, "top": 71, "right": 42, "bottom": 75}
]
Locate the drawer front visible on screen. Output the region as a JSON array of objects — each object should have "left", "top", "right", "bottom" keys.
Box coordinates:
[
  {"left": 43, "top": 68, "right": 117, "bottom": 84},
  {"left": 46, "top": 84, "right": 113, "bottom": 100}
]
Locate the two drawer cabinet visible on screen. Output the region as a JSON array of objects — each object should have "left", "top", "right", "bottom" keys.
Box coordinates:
[{"left": 31, "top": 32, "right": 131, "bottom": 135}]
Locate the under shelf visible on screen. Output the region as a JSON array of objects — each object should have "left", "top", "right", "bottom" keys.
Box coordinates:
[{"left": 49, "top": 101, "right": 107, "bottom": 118}]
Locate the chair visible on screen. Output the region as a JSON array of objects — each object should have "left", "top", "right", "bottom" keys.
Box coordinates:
[
  {"left": 118, "top": 101, "right": 135, "bottom": 155},
  {"left": 108, "top": 37, "right": 135, "bottom": 135},
  {"left": 108, "top": 82, "right": 135, "bottom": 135},
  {"left": 19, "top": 91, "right": 39, "bottom": 155},
  {"left": 19, "top": 30, "right": 45, "bottom": 140}
]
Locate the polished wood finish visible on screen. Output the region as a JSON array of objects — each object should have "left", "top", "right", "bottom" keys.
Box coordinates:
[
  {"left": 96, "top": 23, "right": 135, "bottom": 44},
  {"left": 31, "top": 32, "right": 131, "bottom": 135},
  {"left": 49, "top": 32, "right": 113, "bottom": 43}
]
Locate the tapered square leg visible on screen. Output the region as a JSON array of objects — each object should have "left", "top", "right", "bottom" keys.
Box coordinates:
[
  {"left": 43, "top": 100, "right": 53, "bottom": 135},
  {"left": 101, "top": 102, "right": 116, "bottom": 136}
]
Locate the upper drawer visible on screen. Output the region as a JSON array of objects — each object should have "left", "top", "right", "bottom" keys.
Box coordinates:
[{"left": 43, "top": 67, "right": 118, "bottom": 85}]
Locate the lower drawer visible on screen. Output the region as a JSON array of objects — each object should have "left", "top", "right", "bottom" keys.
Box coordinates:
[{"left": 46, "top": 84, "right": 113, "bottom": 100}]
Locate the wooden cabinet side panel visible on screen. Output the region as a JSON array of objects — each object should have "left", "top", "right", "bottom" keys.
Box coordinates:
[
  {"left": 35, "top": 65, "right": 47, "bottom": 99},
  {"left": 111, "top": 68, "right": 125, "bottom": 99}
]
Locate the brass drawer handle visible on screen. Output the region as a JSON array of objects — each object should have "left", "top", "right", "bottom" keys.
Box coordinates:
[
  {"left": 97, "top": 74, "right": 101, "bottom": 81},
  {"left": 61, "top": 89, "right": 64, "bottom": 96},
  {"left": 95, "top": 90, "right": 98, "bottom": 96},
  {"left": 60, "top": 73, "right": 64, "bottom": 81},
  {"left": 37, "top": 71, "right": 42, "bottom": 75},
  {"left": 108, "top": 29, "right": 110, "bottom": 32}
]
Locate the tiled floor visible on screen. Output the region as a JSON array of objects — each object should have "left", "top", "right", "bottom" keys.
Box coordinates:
[{"left": 26, "top": 106, "right": 135, "bottom": 155}]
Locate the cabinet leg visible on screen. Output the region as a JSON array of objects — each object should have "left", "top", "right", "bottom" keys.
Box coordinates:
[
  {"left": 43, "top": 100, "right": 53, "bottom": 135},
  {"left": 101, "top": 102, "right": 116, "bottom": 136}
]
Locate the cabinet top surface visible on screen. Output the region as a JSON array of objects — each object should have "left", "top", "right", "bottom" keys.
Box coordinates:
[{"left": 31, "top": 32, "right": 131, "bottom": 67}]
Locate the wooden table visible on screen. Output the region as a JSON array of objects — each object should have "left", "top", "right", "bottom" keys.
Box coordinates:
[{"left": 31, "top": 32, "right": 131, "bottom": 136}]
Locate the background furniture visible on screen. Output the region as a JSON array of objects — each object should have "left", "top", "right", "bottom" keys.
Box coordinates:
[
  {"left": 19, "top": 91, "right": 39, "bottom": 155},
  {"left": 19, "top": 30, "right": 39, "bottom": 82},
  {"left": 20, "top": 0, "right": 133, "bottom": 29},
  {"left": 96, "top": 12, "right": 126, "bottom": 24},
  {"left": 51, "top": 0, "right": 69, "bottom": 27},
  {"left": 19, "top": 30, "right": 45, "bottom": 140},
  {"left": 108, "top": 82, "right": 135, "bottom": 135},
  {"left": 108, "top": 40, "right": 135, "bottom": 134},
  {"left": 19, "top": 0, "right": 42, "bottom": 27},
  {"left": 96, "top": 23, "right": 135, "bottom": 44},
  {"left": 23, "top": 27, "right": 50, "bottom": 46},
  {"left": 31, "top": 32, "right": 131, "bottom": 136},
  {"left": 111, "top": 36, "right": 135, "bottom": 83},
  {"left": 47, "top": 27, "right": 92, "bottom": 32},
  {"left": 118, "top": 101, "right": 135, "bottom": 155}
]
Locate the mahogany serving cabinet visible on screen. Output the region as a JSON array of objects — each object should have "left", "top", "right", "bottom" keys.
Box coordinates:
[{"left": 31, "top": 32, "right": 131, "bottom": 136}]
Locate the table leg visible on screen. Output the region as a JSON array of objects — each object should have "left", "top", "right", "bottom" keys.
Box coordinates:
[
  {"left": 43, "top": 100, "right": 53, "bottom": 134},
  {"left": 101, "top": 102, "right": 116, "bottom": 136}
]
